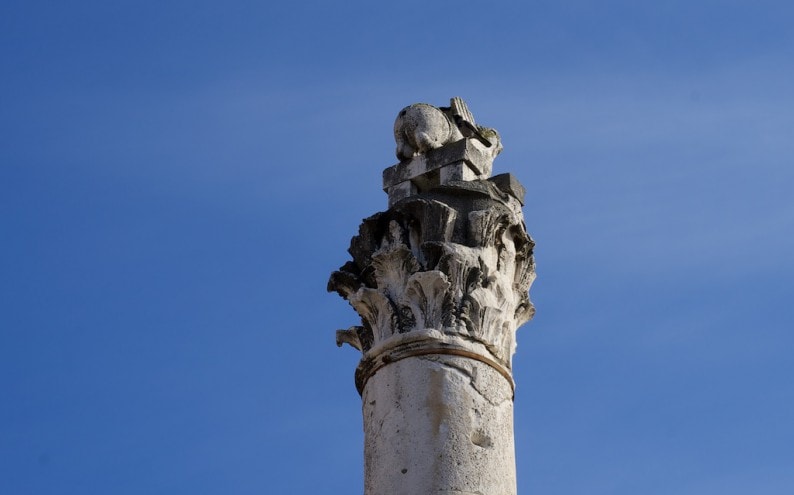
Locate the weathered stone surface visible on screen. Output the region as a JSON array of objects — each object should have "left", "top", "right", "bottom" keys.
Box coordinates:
[
  {"left": 387, "top": 97, "right": 504, "bottom": 207},
  {"left": 490, "top": 172, "right": 527, "bottom": 206},
  {"left": 363, "top": 356, "right": 516, "bottom": 495},
  {"left": 383, "top": 139, "right": 493, "bottom": 189},
  {"left": 329, "top": 98, "right": 535, "bottom": 495},
  {"left": 394, "top": 102, "right": 465, "bottom": 161},
  {"left": 393, "top": 97, "right": 500, "bottom": 161}
]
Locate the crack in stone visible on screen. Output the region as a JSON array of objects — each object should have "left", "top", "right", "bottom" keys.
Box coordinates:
[
  {"left": 421, "top": 357, "right": 511, "bottom": 407},
  {"left": 370, "top": 402, "right": 399, "bottom": 440}
]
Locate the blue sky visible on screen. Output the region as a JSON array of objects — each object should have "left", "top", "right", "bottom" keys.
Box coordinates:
[{"left": 2, "top": 1, "right": 793, "bottom": 493}]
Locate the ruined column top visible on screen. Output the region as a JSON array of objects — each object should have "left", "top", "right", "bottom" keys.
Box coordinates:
[
  {"left": 329, "top": 97, "right": 536, "bottom": 396},
  {"left": 329, "top": 97, "right": 534, "bottom": 495}
]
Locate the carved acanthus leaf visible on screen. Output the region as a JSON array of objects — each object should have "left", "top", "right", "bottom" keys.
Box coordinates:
[
  {"left": 401, "top": 271, "right": 452, "bottom": 330},
  {"left": 349, "top": 288, "right": 397, "bottom": 345},
  {"left": 327, "top": 265, "right": 363, "bottom": 299},
  {"left": 370, "top": 246, "right": 420, "bottom": 300},
  {"left": 336, "top": 326, "right": 364, "bottom": 351},
  {"left": 468, "top": 209, "right": 510, "bottom": 249}
]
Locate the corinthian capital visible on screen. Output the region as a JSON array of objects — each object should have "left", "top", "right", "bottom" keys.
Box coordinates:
[{"left": 329, "top": 172, "right": 535, "bottom": 394}]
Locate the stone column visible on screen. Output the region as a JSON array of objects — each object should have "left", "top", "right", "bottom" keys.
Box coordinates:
[{"left": 329, "top": 98, "right": 535, "bottom": 495}]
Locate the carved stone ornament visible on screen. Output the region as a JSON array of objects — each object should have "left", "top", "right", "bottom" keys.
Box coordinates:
[
  {"left": 329, "top": 173, "right": 535, "bottom": 394},
  {"left": 394, "top": 96, "right": 503, "bottom": 162},
  {"left": 330, "top": 98, "right": 536, "bottom": 495}
]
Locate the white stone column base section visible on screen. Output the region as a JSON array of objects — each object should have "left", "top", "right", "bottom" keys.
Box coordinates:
[{"left": 363, "top": 356, "right": 516, "bottom": 495}]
